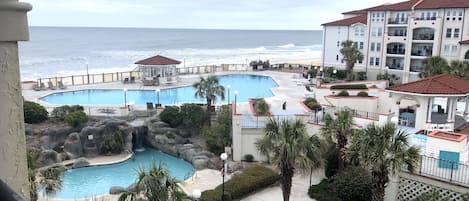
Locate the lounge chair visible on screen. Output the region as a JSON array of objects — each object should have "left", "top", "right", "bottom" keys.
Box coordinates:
[
  {"left": 39, "top": 82, "right": 47, "bottom": 90},
  {"left": 123, "top": 77, "right": 129, "bottom": 84},
  {"left": 58, "top": 81, "right": 67, "bottom": 89},
  {"left": 130, "top": 76, "right": 135, "bottom": 83},
  {"left": 146, "top": 102, "right": 154, "bottom": 110},
  {"left": 32, "top": 84, "right": 41, "bottom": 91},
  {"left": 48, "top": 81, "right": 57, "bottom": 90}
]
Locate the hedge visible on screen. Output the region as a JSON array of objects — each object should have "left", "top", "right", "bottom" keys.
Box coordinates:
[
  {"left": 23, "top": 101, "right": 48, "bottom": 124},
  {"left": 357, "top": 91, "right": 369, "bottom": 97},
  {"left": 337, "top": 90, "right": 349, "bottom": 96},
  {"left": 330, "top": 84, "right": 367, "bottom": 90},
  {"left": 308, "top": 179, "right": 341, "bottom": 201},
  {"left": 64, "top": 111, "right": 88, "bottom": 127},
  {"left": 159, "top": 106, "right": 183, "bottom": 127},
  {"left": 200, "top": 165, "right": 280, "bottom": 201},
  {"left": 330, "top": 166, "right": 373, "bottom": 201},
  {"left": 304, "top": 98, "right": 321, "bottom": 111}
]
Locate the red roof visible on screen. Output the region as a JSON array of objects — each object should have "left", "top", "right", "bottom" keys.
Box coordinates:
[
  {"left": 460, "top": 40, "right": 469, "bottom": 44},
  {"left": 387, "top": 74, "right": 469, "bottom": 95},
  {"left": 368, "top": 0, "right": 419, "bottom": 11},
  {"left": 322, "top": 14, "right": 367, "bottom": 26},
  {"left": 416, "top": 0, "right": 469, "bottom": 9},
  {"left": 342, "top": 4, "right": 389, "bottom": 15},
  {"left": 135, "top": 55, "right": 181, "bottom": 65}
]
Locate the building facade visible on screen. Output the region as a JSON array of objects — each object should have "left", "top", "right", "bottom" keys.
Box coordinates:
[{"left": 322, "top": 0, "right": 469, "bottom": 83}]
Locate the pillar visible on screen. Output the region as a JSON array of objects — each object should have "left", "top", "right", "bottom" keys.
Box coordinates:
[
  {"left": 447, "top": 98, "right": 453, "bottom": 122},
  {"left": 464, "top": 96, "right": 469, "bottom": 121},
  {"left": 426, "top": 97, "right": 433, "bottom": 122},
  {"left": 0, "top": 0, "right": 32, "bottom": 200},
  {"left": 451, "top": 98, "right": 457, "bottom": 122}
]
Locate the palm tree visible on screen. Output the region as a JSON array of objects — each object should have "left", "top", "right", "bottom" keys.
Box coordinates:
[
  {"left": 193, "top": 76, "right": 225, "bottom": 112},
  {"left": 448, "top": 60, "right": 469, "bottom": 79},
  {"left": 256, "top": 118, "right": 323, "bottom": 201},
  {"left": 419, "top": 56, "right": 449, "bottom": 78},
  {"left": 321, "top": 109, "right": 354, "bottom": 170},
  {"left": 348, "top": 123, "right": 420, "bottom": 201},
  {"left": 340, "top": 40, "right": 364, "bottom": 81},
  {"left": 119, "top": 163, "right": 189, "bottom": 201},
  {"left": 27, "top": 149, "right": 65, "bottom": 201}
]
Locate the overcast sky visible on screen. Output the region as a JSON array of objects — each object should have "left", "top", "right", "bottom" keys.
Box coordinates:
[{"left": 27, "top": 0, "right": 404, "bottom": 30}]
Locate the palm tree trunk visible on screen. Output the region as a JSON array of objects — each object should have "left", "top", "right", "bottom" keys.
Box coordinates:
[
  {"left": 346, "top": 64, "right": 353, "bottom": 81},
  {"left": 337, "top": 133, "right": 347, "bottom": 170},
  {"left": 372, "top": 170, "right": 389, "bottom": 201},
  {"left": 281, "top": 168, "right": 294, "bottom": 201},
  {"left": 206, "top": 98, "right": 212, "bottom": 111}
]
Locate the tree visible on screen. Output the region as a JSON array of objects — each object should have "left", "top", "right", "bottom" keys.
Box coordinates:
[
  {"left": 321, "top": 109, "right": 354, "bottom": 170},
  {"left": 419, "top": 56, "right": 449, "bottom": 78},
  {"left": 448, "top": 60, "right": 469, "bottom": 79},
  {"left": 256, "top": 118, "right": 323, "bottom": 201},
  {"left": 27, "top": 149, "right": 65, "bottom": 201},
  {"left": 193, "top": 76, "right": 225, "bottom": 112},
  {"left": 348, "top": 123, "right": 420, "bottom": 201},
  {"left": 118, "top": 163, "right": 189, "bottom": 201},
  {"left": 340, "top": 40, "right": 364, "bottom": 81}
]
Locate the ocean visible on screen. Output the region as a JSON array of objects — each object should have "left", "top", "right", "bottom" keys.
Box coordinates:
[{"left": 18, "top": 26, "right": 322, "bottom": 81}]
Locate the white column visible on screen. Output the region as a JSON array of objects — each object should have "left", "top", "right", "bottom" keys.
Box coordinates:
[
  {"left": 0, "top": 0, "right": 32, "bottom": 199},
  {"left": 426, "top": 97, "right": 433, "bottom": 122},
  {"left": 465, "top": 96, "right": 469, "bottom": 120},
  {"left": 451, "top": 98, "right": 457, "bottom": 122},
  {"left": 447, "top": 98, "right": 453, "bottom": 122}
]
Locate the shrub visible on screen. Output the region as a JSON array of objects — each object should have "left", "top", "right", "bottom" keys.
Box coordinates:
[
  {"left": 337, "top": 90, "right": 349, "bottom": 96},
  {"left": 307, "top": 69, "right": 317, "bottom": 78},
  {"left": 357, "top": 91, "right": 369, "bottom": 97},
  {"left": 51, "top": 105, "right": 84, "bottom": 120},
  {"left": 202, "top": 126, "right": 225, "bottom": 154},
  {"left": 325, "top": 147, "right": 339, "bottom": 178},
  {"left": 308, "top": 179, "right": 341, "bottom": 201},
  {"left": 23, "top": 101, "right": 48, "bottom": 124},
  {"left": 159, "top": 106, "right": 183, "bottom": 127},
  {"left": 335, "top": 69, "right": 347, "bottom": 80},
  {"left": 202, "top": 105, "right": 232, "bottom": 154},
  {"left": 64, "top": 111, "right": 88, "bottom": 127},
  {"left": 304, "top": 98, "right": 321, "bottom": 111},
  {"left": 100, "top": 130, "right": 126, "bottom": 154},
  {"left": 200, "top": 165, "right": 280, "bottom": 201},
  {"left": 330, "top": 84, "right": 367, "bottom": 90},
  {"left": 180, "top": 104, "right": 208, "bottom": 130},
  {"left": 330, "top": 166, "right": 373, "bottom": 201},
  {"left": 355, "top": 72, "right": 367, "bottom": 80},
  {"left": 252, "top": 99, "right": 269, "bottom": 115},
  {"left": 243, "top": 154, "right": 254, "bottom": 162}
]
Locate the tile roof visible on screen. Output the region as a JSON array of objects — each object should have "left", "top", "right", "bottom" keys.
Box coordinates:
[
  {"left": 368, "top": 0, "right": 419, "bottom": 11},
  {"left": 416, "top": 0, "right": 469, "bottom": 9},
  {"left": 342, "top": 4, "right": 389, "bottom": 15},
  {"left": 135, "top": 55, "right": 181, "bottom": 65},
  {"left": 460, "top": 40, "right": 469, "bottom": 44},
  {"left": 387, "top": 74, "right": 469, "bottom": 95},
  {"left": 322, "top": 14, "right": 367, "bottom": 26}
]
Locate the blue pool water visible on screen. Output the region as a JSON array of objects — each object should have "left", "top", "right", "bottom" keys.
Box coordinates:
[
  {"left": 41, "top": 74, "right": 278, "bottom": 105},
  {"left": 50, "top": 148, "right": 194, "bottom": 199}
]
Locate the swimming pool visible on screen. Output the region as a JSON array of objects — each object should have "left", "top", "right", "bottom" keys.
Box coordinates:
[
  {"left": 40, "top": 74, "right": 278, "bottom": 105},
  {"left": 50, "top": 148, "right": 194, "bottom": 199}
]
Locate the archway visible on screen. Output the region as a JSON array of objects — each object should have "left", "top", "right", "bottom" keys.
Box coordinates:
[{"left": 465, "top": 50, "right": 469, "bottom": 60}]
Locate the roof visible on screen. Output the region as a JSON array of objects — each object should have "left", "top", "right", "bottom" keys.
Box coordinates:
[
  {"left": 368, "top": 0, "right": 419, "bottom": 11},
  {"left": 135, "top": 55, "right": 181, "bottom": 65},
  {"left": 322, "top": 14, "right": 367, "bottom": 26},
  {"left": 341, "top": 4, "right": 389, "bottom": 15},
  {"left": 460, "top": 40, "right": 469, "bottom": 44},
  {"left": 387, "top": 74, "right": 469, "bottom": 95},
  {"left": 416, "top": 0, "right": 469, "bottom": 9}
]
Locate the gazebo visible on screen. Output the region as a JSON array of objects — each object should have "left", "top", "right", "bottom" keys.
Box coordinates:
[
  {"left": 386, "top": 74, "right": 469, "bottom": 132},
  {"left": 135, "top": 55, "right": 181, "bottom": 86}
]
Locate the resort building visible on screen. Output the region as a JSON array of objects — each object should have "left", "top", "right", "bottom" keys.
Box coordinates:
[
  {"left": 321, "top": 0, "right": 469, "bottom": 83},
  {"left": 135, "top": 55, "right": 181, "bottom": 86}
]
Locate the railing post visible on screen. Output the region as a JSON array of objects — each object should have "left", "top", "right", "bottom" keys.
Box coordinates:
[
  {"left": 419, "top": 155, "right": 423, "bottom": 174},
  {"left": 71, "top": 75, "right": 74, "bottom": 85},
  {"left": 450, "top": 162, "right": 454, "bottom": 182},
  {"left": 102, "top": 73, "right": 105, "bottom": 82}
]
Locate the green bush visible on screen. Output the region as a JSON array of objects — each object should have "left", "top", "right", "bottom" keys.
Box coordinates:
[
  {"left": 202, "top": 105, "right": 232, "bottom": 154},
  {"left": 180, "top": 103, "right": 208, "bottom": 130},
  {"left": 304, "top": 98, "right": 321, "bottom": 111},
  {"left": 100, "top": 130, "right": 126, "bottom": 154},
  {"left": 307, "top": 69, "right": 318, "bottom": 78},
  {"left": 64, "top": 111, "right": 88, "bottom": 127},
  {"left": 335, "top": 70, "right": 347, "bottom": 80},
  {"left": 159, "top": 106, "right": 183, "bottom": 127},
  {"left": 330, "top": 166, "right": 373, "bottom": 201},
  {"left": 200, "top": 165, "right": 280, "bottom": 201},
  {"left": 23, "top": 101, "right": 48, "bottom": 124},
  {"left": 51, "top": 105, "right": 84, "bottom": 120},
  {"left": 337, "top": 90, "right": 349, "bottom": 96},
  {"left": 252, "top": 99, "right": 270, "bottom": 115},
  {"left": 308, "top": 179, "right": 341, "bottom": 201},
  {"left": 243, "top": 154, "right": 254, "bottom": 162},
  {"left": 330, "top": 84, "right": 367, "bottom": 90},
  {"left": 355, "top": 72, "right": 367, "bottom": 81},
  {"left": 325, "top": 147, "right": 339, "bottom": 178},
  {"left": 357, "top": 91, "right": 369, "bottom": 97}
]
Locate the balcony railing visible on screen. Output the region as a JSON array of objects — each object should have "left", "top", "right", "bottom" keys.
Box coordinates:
[
  {"left": 410, "top": 65, "right": 423, "bottom": 72},
  {"left": 386, "top": 63, "right": 404, "bottom": 70},
  {"left": 387, "top": 48, "right": 406, "bottom": 55},
  {"left": 388, "top": 18, "right": 408, "bottom": 24},
  {"left": 414, "top": 16, "right": 437, "bottom": 21},
  {"left": 411, "top": 50, "right": 433, "bottom": 57},
  {"left": 413, "top": 34, "right": 434, "bottom": 40}
]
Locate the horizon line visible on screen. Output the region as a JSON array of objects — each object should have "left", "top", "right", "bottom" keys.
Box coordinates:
[{"left": 29, "top": 25, "right": 322, "bottom": 32}]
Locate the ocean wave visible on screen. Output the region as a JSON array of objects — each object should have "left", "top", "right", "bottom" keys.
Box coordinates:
[
  {"left": 278, "top": 43, "right": 295, "bottom": 48},
  {"left": 251, "top": 46, "right": 267, "bottom": 51}
]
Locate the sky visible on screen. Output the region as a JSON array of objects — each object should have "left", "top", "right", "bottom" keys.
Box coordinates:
[{"left": 27, "top": 0, "right": 404, "bottom": 30}]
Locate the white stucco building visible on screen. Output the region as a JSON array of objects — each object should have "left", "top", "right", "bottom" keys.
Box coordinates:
[{"left": 322, "top": 0, "right": 469, "bottom": 83}]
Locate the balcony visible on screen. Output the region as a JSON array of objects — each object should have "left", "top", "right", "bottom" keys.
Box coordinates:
[
  {"left": 410, "top": 59, "right": 423, "bottom": 72},
  {"left": 411, "top": 50, "right": 432, "bottom": 57},
  {"left": 386, "top": 57, "right": 404, "bottom": 70},
  {"left": 414, "top": 16, "right": 437, "bottom": 21},
  {"left": 411, "top": 44, "right": 433, "bottom": 57},
  {"left": 413, "top": 28, "right": 435, "bottom": 40},
  {"left": 388, "top": 18, "right": 408, "bottom": 24},
  {"left": 413, "top": 34, "right": 434, "bottom": 40},
  {"left": 388, "top": 27, "right": 407, "bottom": 37}
]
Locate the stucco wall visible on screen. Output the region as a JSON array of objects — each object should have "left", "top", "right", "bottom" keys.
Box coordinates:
[{"left": 325, "top": 96, "right": 379, "bottom": 113}]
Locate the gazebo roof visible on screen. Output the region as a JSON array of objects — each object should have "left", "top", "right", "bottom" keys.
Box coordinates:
[
  {"left": 135, "top": 55, "right": 181, "bottom": 65},
  {"left": 387, "top": 74, "right": 469, "bottom": 95}
]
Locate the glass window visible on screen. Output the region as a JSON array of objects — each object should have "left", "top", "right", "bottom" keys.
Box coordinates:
[
  {"left": 376, "top": 43, "right": 381, "bottom": 51},
  {"left": 370, "top": 42, "right": 375, "bottom": 51},
  {"left": 378, "top": 28, "right": 383, "bottom": 36},
  {"left": 372, "top": 28, "right": 377, "bottom": 37},
  {"left": 446, "top": 28, "right": 452, "bottom": 38},
  {"left": 337, "top": 41, "right": 340, "bottom": 47},
  {"left": 355, "top": 28, "right": 359, "bottom": 36},
  {"left": 454, "top": 28, "right": 460, "bottom": 38},
  {"left": 369, "top": 57, "right": 374, "bottom": 65},
  {"left": 354, "top": 42, "right": 358, "bottom": 48},
  {"left": 359, "top": 42, "right": 364, "bottom": 50},
  {"left": 451, "top": 45, "right": 458, "bottom": 56},
  {"left": 360, "top": 28, "right": 365, "bottom": 36},
  {"left": 443, "top": 45, "right": 450, "bottom": 55},
  {"left": 375, "top": 57, "right": 380, "bottom": 66}
]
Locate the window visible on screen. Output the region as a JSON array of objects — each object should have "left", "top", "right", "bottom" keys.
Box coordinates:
[
  {"left": 376, "top": 43, "right": 381, "bottom": 51},
  {"left": 465, "top": 51, "right": 469, "bottom": 59},
  {"left": 358, "top": 59, "right": 363, "bottom": 64},
  {"left": 454, "top": 28, "right": 460, "bottom": 38},
  {"left": 354, "top": 42, "right": 358, "bottom": 48},
  {"left": 360, "top": 28, "right": 365, "bottom": 36},
  {"left": 459, "top": 11, "right": 463, "bottom": 20},
  {"left": 372, "top": 13, "right": 376, "bottom": 22},
  {"left": 375, "top": 57, "right": 380, "bottom": 66},
  {"left": 371, "top": 28, "right": 377, "bottom": 37},
  {"left": 443, "top": 45, "right": 450, "bottom": 56},
  {"left": 369, "top": 57, "right": 375, "bottom": 66},
  {"left": 337, "top": 41, "right": 340, "bottom": 47},
  {"left": 370, "top": 42, "right": 375, "bottom": 51},
  {"left": 359, "top": 42, "right": 364, "bottom": 50},
  {"left": 451, "top": 45, "right": 458, "bottom": 57},
  {"left": 377, "top": 28, "right": 383, "bottom": 37},
  {"left": 355, "top": 28, "right": 360, "bottom": 36},
  {"left": 446, "top": 28, "right": 452, "bottom": 38}
]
